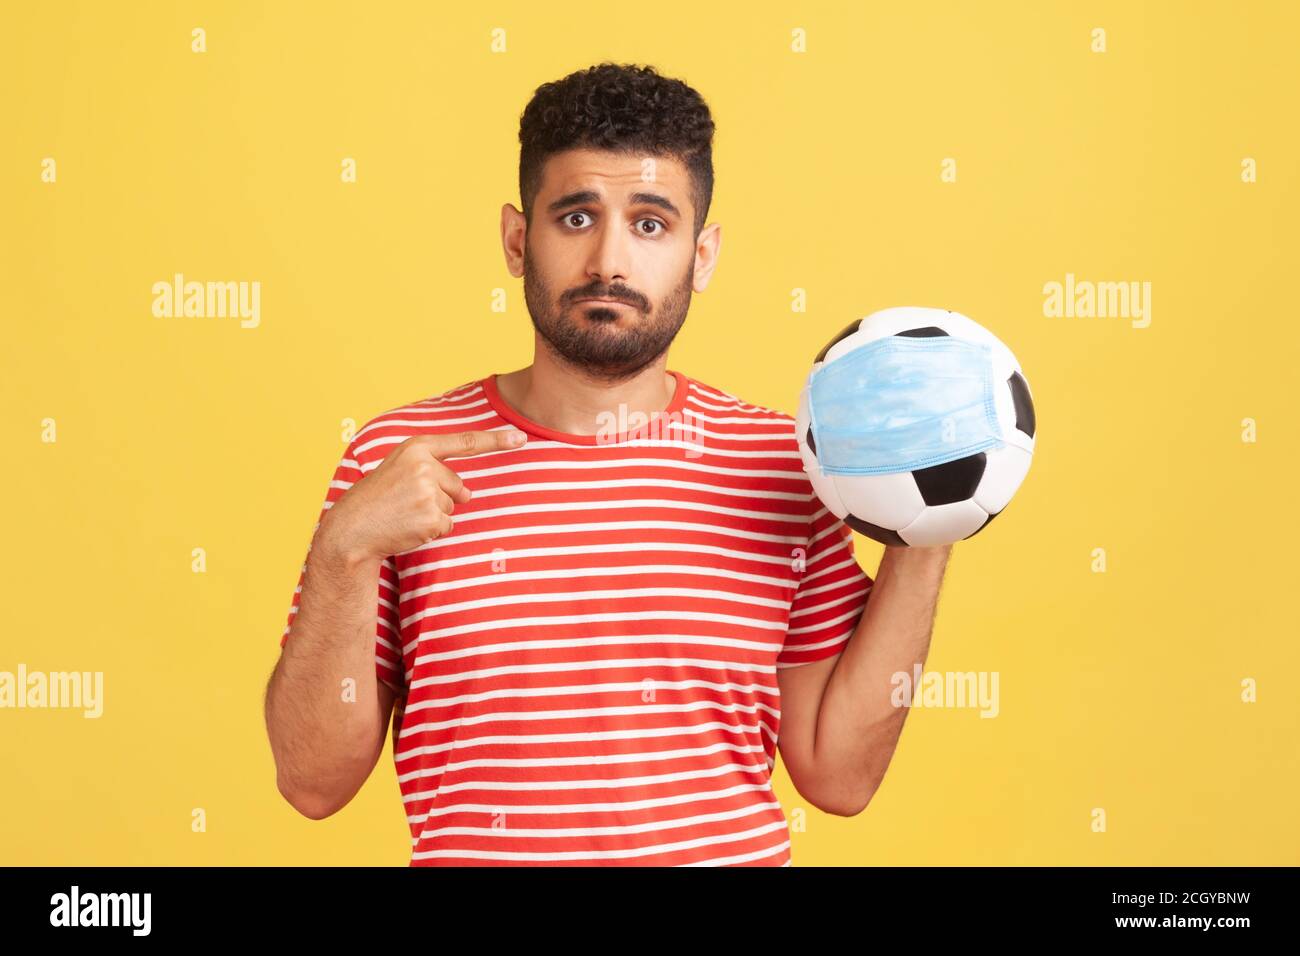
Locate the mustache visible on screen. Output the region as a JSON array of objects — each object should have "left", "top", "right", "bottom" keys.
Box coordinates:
[{"left": 566, "top": 286, "right": 647, "bottom": 310}]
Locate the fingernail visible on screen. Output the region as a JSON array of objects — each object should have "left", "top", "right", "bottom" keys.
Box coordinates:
[{"left": 509, "top": 431, "right": 527, "bottom": 444}]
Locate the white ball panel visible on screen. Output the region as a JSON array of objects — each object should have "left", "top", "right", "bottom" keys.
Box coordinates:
[
  {"left": 899, "top": 499, "right": 990, "bottom": 546},
  {"left": 818, "top": 320, "right": 868, "bottom": 365},
  {"left": 809, "top": 467, "right": 851, "bottom": 521},
  {"left": 832, "top": 471, "right": 926, "bottom": 531},
  {"left": 927, "top": 309, "right": 1004, "bottom": 351},
  {"left": 973, "top": 442, "right": 1032, "bottom": 514},
  {"left": 989, "top": 337, "right": 1023, "bottom": 375},
  {"left": 856, "top": 306, "right": 953, "bottom": 341}
]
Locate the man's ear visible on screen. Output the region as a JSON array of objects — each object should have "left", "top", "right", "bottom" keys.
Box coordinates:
[
  {"left": 501, "top": 202, "right": 527, "bottom": 279},
  {"left": 693, "top": 221, "right": 722, "bottom": 293}
]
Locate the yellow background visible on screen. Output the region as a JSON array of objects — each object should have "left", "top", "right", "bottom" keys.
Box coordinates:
[{"left": 2, "top": 0, "right": 1296, "bottom": 865}]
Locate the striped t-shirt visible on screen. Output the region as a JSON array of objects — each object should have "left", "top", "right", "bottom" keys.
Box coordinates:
[{"left": 280, "top": 369, "right": 873, "bottom": 866}]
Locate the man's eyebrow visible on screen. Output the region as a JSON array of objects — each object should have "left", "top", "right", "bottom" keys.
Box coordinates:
[
  {"left": 547, "top": 190, "right": 601, "bottom": 213},
  {"left": 547, "top": 189, "right": 682, "bottom": 219},
  {"left": 630, "top": 192, "right": 681, "bottom": 219}
]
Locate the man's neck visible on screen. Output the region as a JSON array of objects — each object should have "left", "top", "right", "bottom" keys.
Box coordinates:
[{"left": 495, "top": 361, "right": 676, "bottom": 437}]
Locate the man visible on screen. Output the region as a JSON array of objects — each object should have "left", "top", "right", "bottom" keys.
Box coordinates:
[{"left": 264, "top": 62, "right": 951, "bottom": 866}]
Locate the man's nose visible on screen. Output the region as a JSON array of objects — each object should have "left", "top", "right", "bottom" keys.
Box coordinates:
[{"left": 586, "top": 217, "right": 631, "bottom": 285}]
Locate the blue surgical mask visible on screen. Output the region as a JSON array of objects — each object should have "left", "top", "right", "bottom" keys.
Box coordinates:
[{"left": 808, "top": 335, "right": 1004, "bottom": 475}]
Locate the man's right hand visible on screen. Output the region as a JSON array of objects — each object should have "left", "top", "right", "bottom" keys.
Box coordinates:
[{"left": 318, "top": 429, "right": 529, "bottom": 562}]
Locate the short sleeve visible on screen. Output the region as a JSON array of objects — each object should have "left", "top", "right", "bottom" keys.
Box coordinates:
[
  {"left": 778, "top": 499, "right": 874, "bottom": 668},
  {"left": 279, "top": 440, "right": 406, "bottom": 696}
]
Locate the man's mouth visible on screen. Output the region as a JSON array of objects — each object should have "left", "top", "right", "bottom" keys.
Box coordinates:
[{"left": 575, "top": 297, "right": 631, "bottom": 306}]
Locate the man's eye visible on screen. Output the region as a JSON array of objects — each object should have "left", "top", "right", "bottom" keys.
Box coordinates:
[{"left": 561, "top": 213, "right": 663, "bottom": 235}]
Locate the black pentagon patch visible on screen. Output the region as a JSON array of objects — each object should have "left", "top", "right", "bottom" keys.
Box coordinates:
[
  {"left": 806, "top": 425, "right": 816, "bottom": 456},
  {"left": 815, "top": 319, "right": 864, "bottom": 364},
  {"left": 843, "top": 514, "right": 908, "bottom": 547},
  {"left": 962, "top": 509, "right": 1002, "bottom": 540},
  {"left": 1007, "top": 371, "right": 1035, "bottom": 438},
  {"left": 895, "top": 326, "right": 949, "bottom": 337},
  {"left": 912, "top": 453, "right": 986, "bottom": 506}
]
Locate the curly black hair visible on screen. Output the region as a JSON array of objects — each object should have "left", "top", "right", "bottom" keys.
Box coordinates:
[{"left": 518, "top": 62, "right": 716, "bottom": 239}]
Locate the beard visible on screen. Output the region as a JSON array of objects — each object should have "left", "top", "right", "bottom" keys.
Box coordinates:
[{"left": 522, "top": 246, "right": 693, "bottom": 385}]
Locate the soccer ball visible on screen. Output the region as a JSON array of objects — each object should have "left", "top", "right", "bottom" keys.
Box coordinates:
[{"left": 796, "top": 306, "right": 1036, "bottom": 547}]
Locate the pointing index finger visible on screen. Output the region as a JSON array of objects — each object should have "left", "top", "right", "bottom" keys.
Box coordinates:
[{"left": 428, "top": 429, "right": 528, "bottom": 460}]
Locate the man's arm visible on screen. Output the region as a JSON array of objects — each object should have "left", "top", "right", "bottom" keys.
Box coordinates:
[
  {"left": 777, "top": 543, "right": 952, "bottom": 816},
  {"left": 264, "top": 429, "right": 524, "bottom": 820},
  {"left": 264, "top": 539, "right": 397, "bottom": 820}
]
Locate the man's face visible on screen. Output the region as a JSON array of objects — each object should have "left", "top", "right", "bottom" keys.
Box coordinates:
[{"left": 514, "top": 148, "right": 712, "bottom": 383}]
